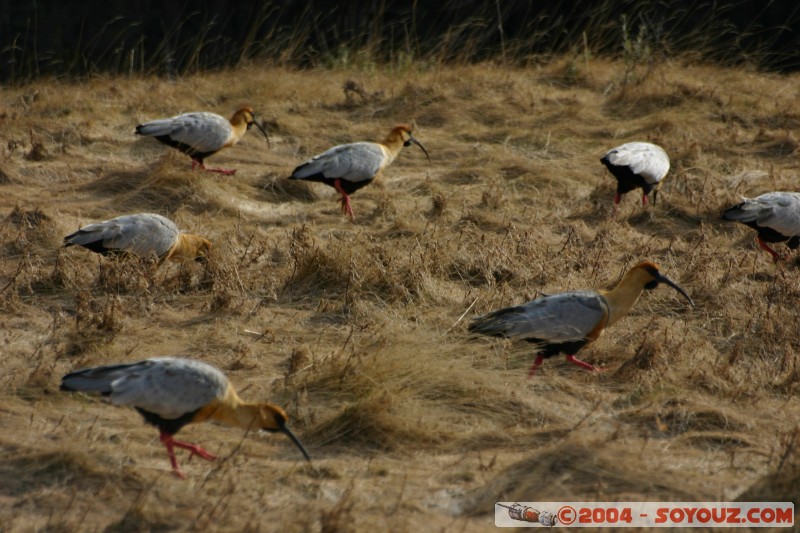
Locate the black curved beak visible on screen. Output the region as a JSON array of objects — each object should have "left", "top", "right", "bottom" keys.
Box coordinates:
[
  {"left": 405, "top": 135, "right": 431, "bottom": 162},
  {"left": 275, "top": 419, "right": 311, "bottom": 461},
  {"left": 656, "top": 273, "right": 695, "bottom": 307},
  {"left": 250, "top": 120, "right": 271, "bottom": 149}
]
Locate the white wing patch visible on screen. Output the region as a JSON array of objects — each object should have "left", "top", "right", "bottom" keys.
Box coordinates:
[
  {"left": 604, "top": 142, "right": 670, "bottom": 184},
  {"left": 738, "top": 192, "right": 800, "bottom": 235},
  {"left": 481, "top": 290, "right": 609, "bottom": 343},
  {"left": 140, "top": 112, "right": 232, "bottom": 154},
  {"left": 293, "top": 142, "right": 386, "bottom": 183},
  {"left": 109, "top": 358, "right": 228, "bottom": 420},
  {"left": 69, "top": 213, "right": 180, "bottom": 258}
]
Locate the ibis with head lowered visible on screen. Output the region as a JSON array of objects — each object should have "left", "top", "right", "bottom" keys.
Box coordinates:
[
  {"left": 722, "top": 191, "right": 800, "bottom": 262},
  {"left": 469, "top": 261, "right": 694, "bottom": 376},
  {"left": 64, "top": 213, "right": 211, "bottom": 264},
  {"left": 60, "top": 357, "right": 310, "bottom": 478},
  {"left": 601, "top": 142, "right": 670, "bottom": 214},
  {"left": 135, "top": 107, "right": 270, "bottom": 175},
  {"left": 289, "top": 124, "right": 430, "bottom": 220}
]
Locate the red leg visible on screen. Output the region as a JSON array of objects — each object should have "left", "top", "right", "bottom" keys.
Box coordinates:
[
  {"left": 159, "top": 432, "right": 186, "bottom": 479},
  {"left": 641, "top": 193, "right": 648, "bottom": 206},
  {"left": 159, "top": 433, "right": 216, "bottom": 479},
  {"left": 527, "top": 355, "right": 545, "bottom": 378},
  {"left": 333, "top": 179, "right": 355, "bottom": 220},
  {"left": 199, "top": 162, "right": 237, "bottom": 175},
  {"left": 610, "top": 193, "right": 621, "bottom": 219},
  {"left": 757, "top": 237, "right": 783, "bottom": 262},
  {"left": 170, "top": 439, "right": 217, "bottom": 462},
  {"left": 565, "top": 354, "right": 603, "bottom": 372}
]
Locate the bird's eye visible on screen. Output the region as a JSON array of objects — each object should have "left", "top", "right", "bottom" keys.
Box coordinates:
[
  {"left": 644, "top": 280, "right": 659, "bottom": 290},
  {"left": 403, "top": 140, "right": 412, "bottom": 147}
]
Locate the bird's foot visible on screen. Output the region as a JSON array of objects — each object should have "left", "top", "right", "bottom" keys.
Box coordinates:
[
  {"left": 565, "top": 354, "right": 603, "bottom": 372},
  {"left": 202, "top": 166, "right": 237, "bottom": 175},
  {"left": 170, "top": 439, "right": 217, "bottom": 462},
  {"left": 757, "top": 238, "right": 784, "bottom": 263},
  {"left": 340, "top": 197, "right": 355, "bottom": 220},
  {"left": 333, "top": 180, "right": 355, "bottom": 220}
]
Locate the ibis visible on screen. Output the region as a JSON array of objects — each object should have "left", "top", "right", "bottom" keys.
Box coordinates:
[
  {"left": 60, "top": 357, "right": 310, "bottom": 478},
  {"left": 135, "top": 107, "right": 269, "bottom": 175},
  {"left": 600, "top": 142, "right": 670, "bottom": 213},
  {"left": 468, "top": 261, "right": 694, "bottom": 376},
  {"left": 289, "top": 124, "right": 430, "bottom": 220},
  {"left": 64, "top": 213, "right": 211, "bottom": 263},
  {"left": 722, "top": 191, "right": 800, "bottom": 262}
]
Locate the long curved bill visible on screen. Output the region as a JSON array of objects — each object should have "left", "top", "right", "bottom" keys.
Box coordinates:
[
  {"left": 253, "top": 120, "right": 271, "bottom": 149},
  {"left": 277, "top": 420, "right": 311, "bottom": 461},
  {"left": 657, "top": 274, "right": 695, "bottom": 307},
  {"left": 406, "top": 135, "right": 431, "bottom": 162}
]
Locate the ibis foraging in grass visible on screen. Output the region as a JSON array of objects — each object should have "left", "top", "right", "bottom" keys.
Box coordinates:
[
  {"left": 60, "top": 357, "right": 310, "bottom": 478},
  {"left": 289, "top": 124, "right": 430, "bottom": 220},
  {"left": 64, "top": 213, "right": 211, "bottom": 263},
  {"left": 468, "top": 261, "right": 694, "bottom": 376},
  {"left": 600, "top": 142, "right": 670, "bottom": 214},
  {"left": 135, "top": 107, "right": 269, "bottom": 175},
  {"left": 722, "top": 191, "right": 800, "bottom": 262}
]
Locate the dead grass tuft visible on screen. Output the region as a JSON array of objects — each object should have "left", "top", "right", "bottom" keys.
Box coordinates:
[
  {"left": 467, "top": 440, "right": 699, "bottom": 514},
  {"left": 320, "top": 483, "right": 357, "bottom": 533},
  {"left": 259, "top": 173, "right": 319, "bottom": 203},
  {"left": 2, "top": 205, "right": 59, "bottom": 256},
  {"left": 0, "top": 449, "right": 125, "bottom": 496}
]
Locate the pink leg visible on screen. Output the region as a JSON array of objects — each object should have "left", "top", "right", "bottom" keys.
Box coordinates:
[
  {"left": 159, "top": 433, "right": 216, "bottom": 479},
  {"left": 190, "top": 158, "right": 236, "bottom": 175},
  {"left": 756, "top": 237, "right": 782, "bottom": 262},
  {"left": 610, "top": 193, "right": 621, "bottom": 219},
  {"left": 641, "top": 193, "right": 648, "bottom": 205},
  {"left": 527, "top": 355, "right": 545, "bottom": 378},
  {"left": 199, "top": 163, "right": 237, "bottom": 175},
  {"left": 333, "top": 179, "right": 355, "bottom": 220},
  {"left": 565, "top": 354, "right": 603, "bottom": 372}
]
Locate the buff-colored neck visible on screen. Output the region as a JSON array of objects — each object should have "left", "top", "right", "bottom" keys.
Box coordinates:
[
  {"left": 380, "top": 127, "right": 410, "bottom": 163},
  {"left": 165, "top": 234, "right": 210, "bottom": 262},
  {"left": 599, "top": 268, "right": 652, "bottom": 327},
  {"left": 227, "top": 110, "right": 251, "bottom": 145},
  {"left": 194, "top": 385, "right": 252, "bottom": 429}
]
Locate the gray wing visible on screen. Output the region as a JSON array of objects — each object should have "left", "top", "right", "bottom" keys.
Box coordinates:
[
  {"left": 137, "top": 112, "right": 231, "bottom": 153},
  {"left": 292, "top": 142, "right": 385, "bottom": 183},
  {"left": 65, "top": 213, "right": 180, "bottom": 258},
  {"left": 725, "top": 192, "right": 800, "bottom": 234},
  {"left": 604, "top": 142, "right": 670, "bottom": 184},
  {"left": 469, "top": 290, "right": 609, "bottom": 342},
  {"left": 106, "top": 358, "right": 228, "bottom": 419}
]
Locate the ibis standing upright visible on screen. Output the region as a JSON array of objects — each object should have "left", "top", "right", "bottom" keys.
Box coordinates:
[
  {"left": 600, "top": 142, "right": 670, "bottom": 213},
  {"left": 60, "top": 357, "right": 310, "bottom": 478},
  {"left": 468, "top": 261, "right": 694, "bottom": 376},
  {"left": 722, "top": 191, "right": 800, "bottom": 262},
  {"left": 289, "top": 124, "right": 430, "bottom": 220},
  {"left": 136, "top": 107, "right": 270, "bottom": 175},
  {"left": 63, "top": 213, "right": 211, "bottom": 264}
]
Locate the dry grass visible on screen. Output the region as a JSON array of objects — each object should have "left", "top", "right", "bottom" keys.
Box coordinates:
[{"left": 1, "top": 58, "right": 799, "bottom": 531}]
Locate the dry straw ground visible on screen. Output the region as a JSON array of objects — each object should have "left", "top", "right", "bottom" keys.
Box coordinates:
[{"left": 1, "top": 56, "right": 800, "bottom": 531}]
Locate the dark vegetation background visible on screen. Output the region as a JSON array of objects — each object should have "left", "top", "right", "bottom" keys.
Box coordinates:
[{"left": 1, "top": 0, "right": 799, "bottom": 82}]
